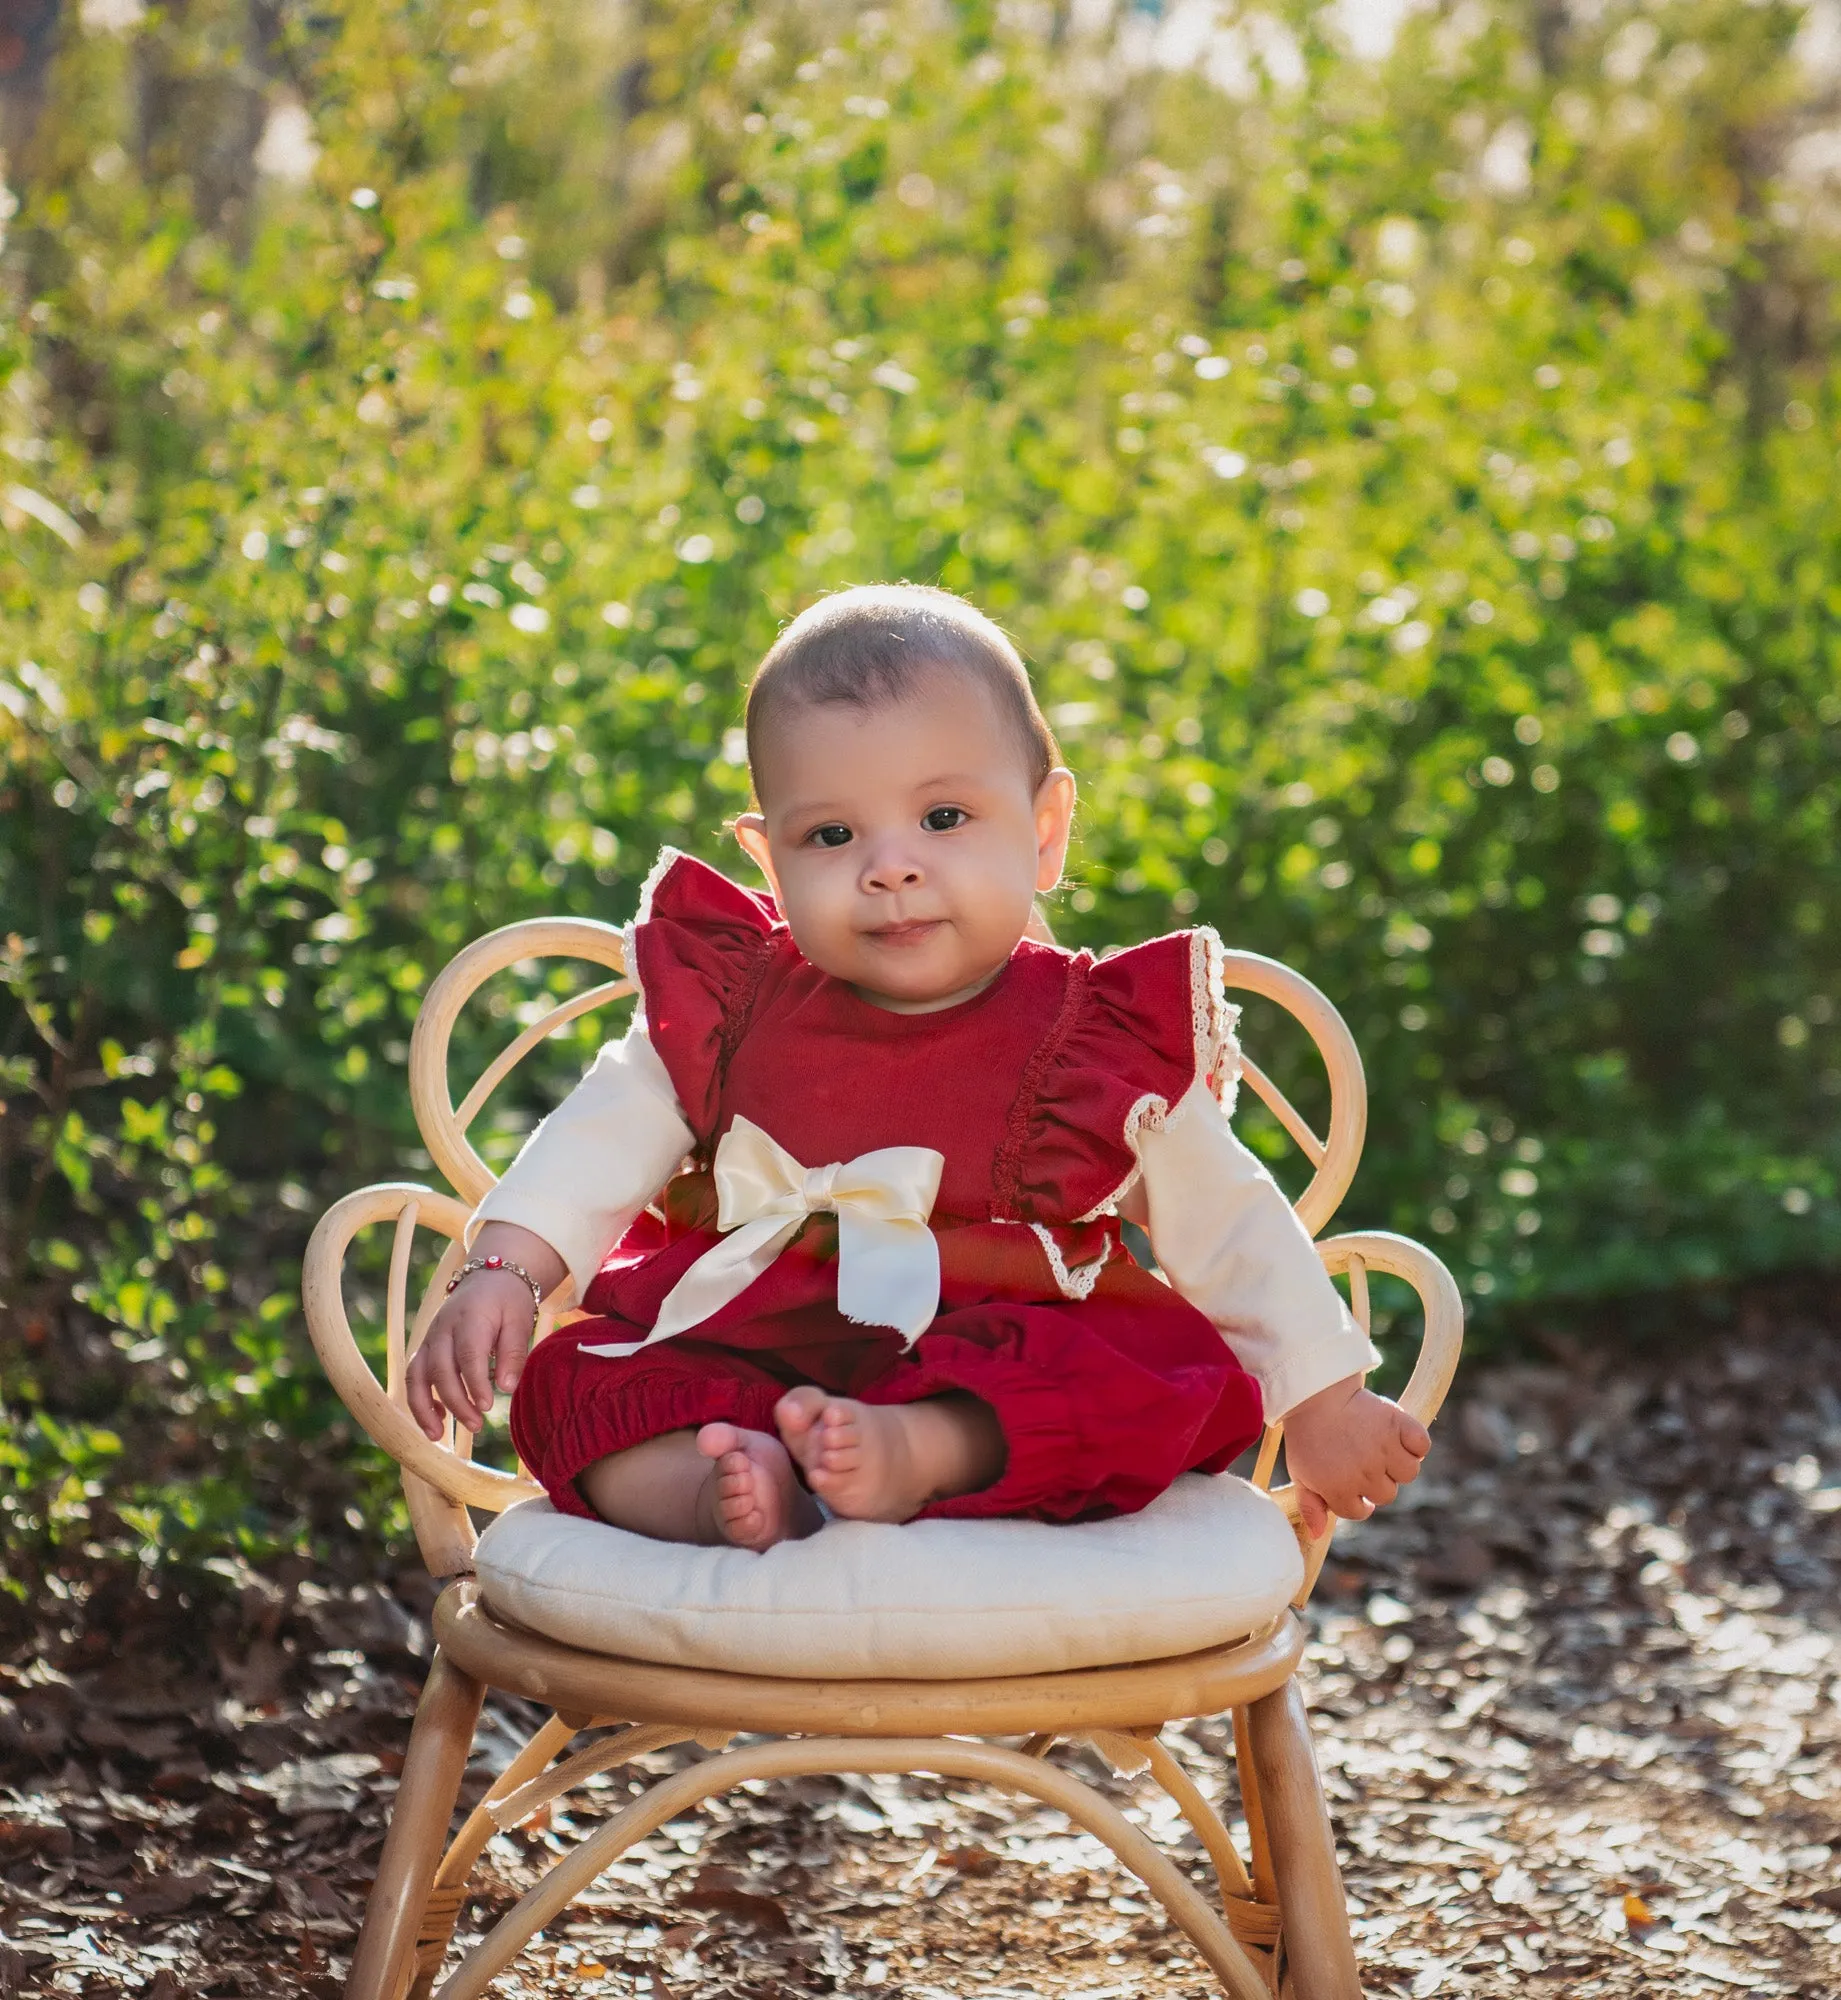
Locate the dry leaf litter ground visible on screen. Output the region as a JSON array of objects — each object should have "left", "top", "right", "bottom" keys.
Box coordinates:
[{"left": 4, "top": 1305, "right": 1839, "bottom": 1999}]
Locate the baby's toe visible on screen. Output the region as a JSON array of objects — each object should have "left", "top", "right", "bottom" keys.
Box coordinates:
[
  {"left": 775, "top": 1387, "right": 826, "bottom": 1438},
  {"left": 817, "top": 1406, "right": 860, "bottom": 1449},
  {"left": 698, "top": 1421, "right": 742, "bottom": 1461}
]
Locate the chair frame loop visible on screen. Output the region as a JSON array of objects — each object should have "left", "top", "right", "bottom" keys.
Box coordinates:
[
  {"left": 409, "top": 917, "right": 631, "bottom": 1208},
  {"left": 1216, "top": 949, "right": 1366, "bottom": 1241}
]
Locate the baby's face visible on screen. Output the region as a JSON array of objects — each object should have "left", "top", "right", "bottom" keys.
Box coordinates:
[{"left": 735, "top": 669, "right": 1074, "bottom": 1012}]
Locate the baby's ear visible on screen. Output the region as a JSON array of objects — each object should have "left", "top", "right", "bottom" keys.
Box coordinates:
[
  {"left": 732, "top": 813, "right": 779, "bottom": 895},
  {"left": 1033, "top": 767, "right": 1077, "bottom": 891}
]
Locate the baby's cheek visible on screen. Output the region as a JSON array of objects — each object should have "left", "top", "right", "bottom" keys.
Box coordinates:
[
  {"left": 777, "top": 887, "right": 853, "bottom": 977},
  {"left": 960, "top": 868, "right": 1036, "bottom": 958}
]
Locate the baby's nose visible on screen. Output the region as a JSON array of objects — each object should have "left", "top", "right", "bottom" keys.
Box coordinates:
[{"left": 862, "top": 848, "right": 924, "bottom": 889}]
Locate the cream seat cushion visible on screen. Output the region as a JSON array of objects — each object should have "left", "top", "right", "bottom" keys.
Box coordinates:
[{"left": 472, "top": 1473, "right": 1303, "bottom": 1680}]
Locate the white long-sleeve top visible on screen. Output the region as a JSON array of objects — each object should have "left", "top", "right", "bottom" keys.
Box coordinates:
[{"left": 471, "top": 1022, "right": 1371, "bottom": 1419}]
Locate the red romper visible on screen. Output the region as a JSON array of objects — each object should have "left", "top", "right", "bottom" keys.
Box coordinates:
[{"left": 508, "top": 854, "right": 1266, "bottom": 1523}]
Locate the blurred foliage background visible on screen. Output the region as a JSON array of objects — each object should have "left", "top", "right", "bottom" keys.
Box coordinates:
[{"left": 2, "top": 0, "right": 1839, "bottom": 1571}]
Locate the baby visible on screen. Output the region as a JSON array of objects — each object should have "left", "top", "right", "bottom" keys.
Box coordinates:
[{"left": 408, "top": 584, "right": 1427, "bottom": 1550}]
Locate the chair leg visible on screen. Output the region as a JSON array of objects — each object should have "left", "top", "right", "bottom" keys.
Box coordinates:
[
  {"left": 1241, "top": 1680, "right": 1362, "bottom": 2000},
  {"left": 345, "top": 1651, "right": 486, "bottom": 2000}
]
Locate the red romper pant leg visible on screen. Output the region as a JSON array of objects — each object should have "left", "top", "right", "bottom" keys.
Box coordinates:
[
  {"left": 852, "top": 1297, "right": 1264, "bottom": 1524},
  {"left": 509, "top": 1325, "right": 791, "bottom": 1519}
]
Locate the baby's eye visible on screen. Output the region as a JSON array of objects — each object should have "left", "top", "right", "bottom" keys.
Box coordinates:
[
  {"left": 922, "top": 806, "right": 968, "bottom": 833},
  {"left": 808, "top": 823, "right": 852, "bottom": 849}
]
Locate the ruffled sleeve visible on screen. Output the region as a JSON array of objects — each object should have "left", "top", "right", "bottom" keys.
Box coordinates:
[
  {"left": 1003, "top": 928, "right": 1240, "bottom": 1224},
  {"left": 628, "top": 847, "right": 780, "bottom": 1143}
]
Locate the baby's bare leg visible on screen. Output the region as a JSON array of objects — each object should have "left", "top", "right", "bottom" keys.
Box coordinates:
[
  {"left": 577, "top": 1428, "right": 821, "bottom": 1550},
  {"left": 775, "top": 1388, "right": 1006, "bottom": 1523}
]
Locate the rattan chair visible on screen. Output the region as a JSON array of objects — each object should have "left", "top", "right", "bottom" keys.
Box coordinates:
[{"left": 302, "top": 915, "right": 1462, "bottom": 2000}]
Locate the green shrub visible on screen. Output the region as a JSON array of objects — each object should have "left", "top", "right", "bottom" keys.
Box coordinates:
[{"left": 2, "top": 0, "right": 1837, "bottom": 1565}]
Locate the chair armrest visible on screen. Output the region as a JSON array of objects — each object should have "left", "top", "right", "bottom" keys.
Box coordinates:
[
  {"left": 1315, "top": 1230, "right": 1463, "bottom": 1431},
  {"left": 301, "top": 1181, "right": 547, "bottom": 1520},
  {"left": 1269, "top": 1229, "right": 1464, "bottom": 1602}
]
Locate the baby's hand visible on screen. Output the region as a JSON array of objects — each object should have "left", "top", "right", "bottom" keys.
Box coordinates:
[
  {"left": 405, "top": 1270, "right": 538, "bottom": 1439},
  {"left": 1281, "top": 1374, "right": 1429, "bottom": 1539}
]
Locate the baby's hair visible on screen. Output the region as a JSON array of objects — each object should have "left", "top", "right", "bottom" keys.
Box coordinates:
[{"left": 745, "top": 583, "right": 1061, "bottom": 793}]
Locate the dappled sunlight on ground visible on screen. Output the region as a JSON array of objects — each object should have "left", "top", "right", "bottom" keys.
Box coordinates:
[{"left": 4, "top": 1319, "right": 1837, "bottom": 1997}]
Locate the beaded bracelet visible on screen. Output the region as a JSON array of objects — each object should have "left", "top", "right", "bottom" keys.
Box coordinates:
[{"left": 446, "top": 1253, "right": 544, "bottom": 1328}]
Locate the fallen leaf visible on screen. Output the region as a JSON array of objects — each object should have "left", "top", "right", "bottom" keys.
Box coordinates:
[
  {"left": 1623, "top": 1890, "right": 1655, "bottom": 1930},
  {"left": 1685, "top": 1952, "right": 1760, "bottom": 1987},
  {"left": 246, "top": 1753, "right": 380, "bottom": 1814},
  {"left": 676, "top": 1884, "right": 793, "bottom": 1934},
  {"left": 1503, "top": 1932, "right": 1543, "bottom": 1972},
  {"left": 121, "top": 1871, "right": 216, "bottom": 1917},
  {"left": 940, "top": 1844, "right": 1001, "bottom": 1877},
  {"left": 149, "top": 1759, "right": 212, "bottom": 1798},
  {"left": 207, "top": 1856, "right": 274, "bottom": 1886},
  {"left": 0, "top": 1814, "right": 69, "bottom": 1861},
  {"left": 1491, "top": 1862, "right": 1537, "bottom": 1905}
]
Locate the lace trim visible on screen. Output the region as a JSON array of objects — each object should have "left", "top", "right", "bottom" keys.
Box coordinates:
[
  {"left": 1192, "top": 926, "right": 1243, "bottom": 1114},
  {"left": 1072, "top": 1090, "right": 1169, "bottom": 1223},
  {"left": 620, "top": 844, "right": 682, "bottom": 1038},
  {"left": 1074, "top": 928, "right": 1238, "bottom": 1223},
  {"left": 1029, "top": 1222, "right": 1108, "bottom": 1301}
]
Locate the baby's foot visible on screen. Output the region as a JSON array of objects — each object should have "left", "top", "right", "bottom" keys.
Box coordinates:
[
  {"left": 694, "top": 1424, "right": 821, "bottom": 1551},
  {"left": 774, "top": 1389, "right": 925, "bottom": 1521},
  {"left": 775, "top": 1387, "right": 1004, "bottom": 1523}
]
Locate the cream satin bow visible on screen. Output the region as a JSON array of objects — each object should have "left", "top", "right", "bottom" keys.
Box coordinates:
[{"left": 579, "top": 1116, "right": 945, "bottom": 1359}]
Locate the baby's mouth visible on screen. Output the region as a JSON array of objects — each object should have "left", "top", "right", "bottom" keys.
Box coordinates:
[{"left": 864, "top": 918, "right": 944, "bottom": 944}]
